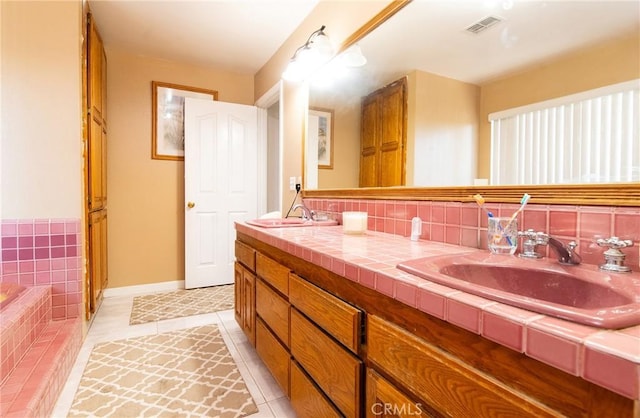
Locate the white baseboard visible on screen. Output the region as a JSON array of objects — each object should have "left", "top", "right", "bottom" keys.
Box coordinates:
[{"left": 103, "top": 280, "right": 185, "bottom": 298}]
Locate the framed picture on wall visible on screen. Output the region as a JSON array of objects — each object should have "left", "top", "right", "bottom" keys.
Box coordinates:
[
  {"left": 151, "top": 81, "right": 218, "bottom": 160},
  {"left": 309, "top": 107, "right": 334, "bottom": 169}
]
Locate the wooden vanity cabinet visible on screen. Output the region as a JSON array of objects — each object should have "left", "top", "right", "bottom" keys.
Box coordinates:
[
  {"left": 235, "top": 232, "right": 635, "bottom": 418},
  {"left": 234, "top": 241, "right": 256, "bottom": 345}
]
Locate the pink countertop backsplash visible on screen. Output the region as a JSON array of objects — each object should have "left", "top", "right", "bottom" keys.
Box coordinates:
[{"left": 236, "top": 222, "right": 640, "bottom": 400}]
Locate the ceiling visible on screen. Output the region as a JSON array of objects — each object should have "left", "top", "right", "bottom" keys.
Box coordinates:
[
  {"left": 88, "top": 0, "right": 319, "bottom": 74},
  {"left": 364, "top": 0, "right": 640, "bottom": 85},
  {"left": 88, "top": 0, "right": 639, "bottom": 83}
]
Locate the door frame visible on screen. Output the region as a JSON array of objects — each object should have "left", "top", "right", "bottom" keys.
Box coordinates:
[{"left": 255, "top": 81, "right": 283, "bottom": 215}]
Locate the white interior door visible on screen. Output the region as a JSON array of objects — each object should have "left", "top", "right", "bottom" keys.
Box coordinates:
[{"left": 184, "top": 98, "right": 258, "bottom": 289}]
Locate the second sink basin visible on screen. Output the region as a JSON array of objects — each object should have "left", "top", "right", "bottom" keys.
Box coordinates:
[
  {"left": 246, "top": 218, "right": 338, "bottom": 228},
  {"left": 397, "top": 252, "right": 640, "bottom": 329}
]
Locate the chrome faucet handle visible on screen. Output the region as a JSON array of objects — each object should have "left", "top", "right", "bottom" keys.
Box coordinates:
[
  {"left": 596, "top": 237, "right": 633, "bottom": 273},
  {"left": 517, "top": 229, "right": 548, "bottom": 259}
]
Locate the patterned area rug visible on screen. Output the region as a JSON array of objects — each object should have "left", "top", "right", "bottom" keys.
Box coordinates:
[
  {"left": 68, "top": 325, "right": 258, "bottom": 417},
  {"left": 130, "top": 285, "right": 234, "bottom": 325}
]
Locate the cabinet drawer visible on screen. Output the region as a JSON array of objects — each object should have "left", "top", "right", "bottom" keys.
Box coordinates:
[
  {"left": 256, "top": 278, "right": 290, "bottom": 347},
  {"left": 256, "top": 318, "right": 290, "bottom": 396},
  {"left": 291, "top": 308, "right": 362, "bottom": 418},
  {"left": 235, "top": 240, "right": 256, "bottom": 271},
  {"left": 366, "top": 369, "right": 432, "bottom": 418},
  {"left": 289, "top": 273, "right": 361, "bottom": 353},
  {"left": 367, "top": 315, "right": 557, "bottom": 418},
  {"left": 290, "top": 360, "right": 342, "bottom": 418},
  {"left": 256, "top": 253, "right": 289, "bottom": 295}
]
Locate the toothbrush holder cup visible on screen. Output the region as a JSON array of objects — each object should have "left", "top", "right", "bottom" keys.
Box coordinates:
[{"left": 488, "top": 217, "right": 518, "bottom": 255}]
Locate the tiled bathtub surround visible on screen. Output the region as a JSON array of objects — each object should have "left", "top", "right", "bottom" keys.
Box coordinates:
[
  {"left": 303, "top": 199, "right": 640, "bottom": 272},
  {"left": 0, "top": 219, "right": 82, "bottom": 320},
  {"left": 236, "top": 222, "right": 640, "bottom": 400}
]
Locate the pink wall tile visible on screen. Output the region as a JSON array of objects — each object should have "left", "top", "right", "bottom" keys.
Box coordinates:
[
  {"left": 580, "top": 211, "right": 613, "bottom": 239},
  {"left": 432, "top": 204, "right": 445, "bottom": 223},
  {"left": 549, "top": 208, "right": 578, "bottom": 237},
  {"left": 461, "top": 206, "right": 479, "bottom": 227},
  {"left": 1, "top": 219, "right": 82, "bottom": 321},
  {"left": 521, "top": 208, "right": 547, "bottom": 232},
  {"left": 614, "top": 210, "right": 640, "bottom": 242},
  {"left": 304, "top": 198, "right": 639, "bottom": 271}
]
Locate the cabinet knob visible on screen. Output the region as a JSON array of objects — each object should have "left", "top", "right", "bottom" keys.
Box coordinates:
[{"left": 187, "top": 202, "right": 195, "bottom": 209}]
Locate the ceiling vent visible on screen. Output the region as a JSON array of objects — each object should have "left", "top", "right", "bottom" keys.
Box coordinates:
[{"left": 465, "top": 16, "right": 502, "bottom": 34}]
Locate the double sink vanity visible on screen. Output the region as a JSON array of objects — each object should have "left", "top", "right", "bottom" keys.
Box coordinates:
[{"left": 234, "top": 218, "right": 639, "bottom": 417}]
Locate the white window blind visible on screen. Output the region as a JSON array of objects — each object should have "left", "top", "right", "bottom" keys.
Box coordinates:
[{"left": 490, "top": 80, "right": 640, "bottom": 185}]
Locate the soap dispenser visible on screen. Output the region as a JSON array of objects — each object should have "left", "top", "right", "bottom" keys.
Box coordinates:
[{"left": 411, "top": 217, "right": 422, "bottom": 241}]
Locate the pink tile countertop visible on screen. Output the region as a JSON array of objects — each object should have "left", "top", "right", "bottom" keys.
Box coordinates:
[{"left": 236, "top": 222, "right": 640, "bottom": 400}]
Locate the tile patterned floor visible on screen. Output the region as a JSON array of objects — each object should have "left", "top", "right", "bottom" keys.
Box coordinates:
[{"left": 52, "top": 292, "right": 296, "bottom": 417}]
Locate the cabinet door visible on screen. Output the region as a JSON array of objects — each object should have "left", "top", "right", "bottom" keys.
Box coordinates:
[
  {"left": 88, "top": 209, "right": 107, "bottom": 313},
  {"left": 242, "top": 269, "right": 256, "bottom": 346},
  {"left": 234, "top": 262, "right": 244, "bottom": 327},
  {"left": 88, "top": 116, "right": 104, "bottom": 210}
]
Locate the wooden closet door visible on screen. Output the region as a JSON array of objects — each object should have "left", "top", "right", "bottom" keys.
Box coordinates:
[
  {"left": 379, "top": 79, "right": 406, "bottom": 186},
  {"left": 360, "top": 95, "right": 380, "bottom": 187},
  {"left": 359, "top": 77, "right": 406, "bottom": 187}
]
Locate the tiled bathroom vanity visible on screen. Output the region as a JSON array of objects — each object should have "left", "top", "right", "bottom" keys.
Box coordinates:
[{"left": 234, "top": 222, "right": 638, "bottom": 417}]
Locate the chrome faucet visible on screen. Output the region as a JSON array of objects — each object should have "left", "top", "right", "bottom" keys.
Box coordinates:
[
  {"left": 517, "top": 229, "right": 549, "bottom": 259},
  {"left": 596, "top": 237, "right": 633, "bottom": 273},
  {"left": 519, "top": 230, "right": 581, "bottom": 265},
  {"left": 547, "top": 236, "right": 581, "bottom": 265},
  {"left": 291, "top": 203, "right": 315, "bottom": 221}
]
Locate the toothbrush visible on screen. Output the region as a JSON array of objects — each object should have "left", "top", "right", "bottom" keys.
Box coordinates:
[
  {"left": 474, "top": 194, "right": 512, "bottom": 246},
  {"left": 504, "top": 193, "right": 531, "bottom": 231},
  {"left": 473, "top": 194, "right": 495, "bottom": 217}
]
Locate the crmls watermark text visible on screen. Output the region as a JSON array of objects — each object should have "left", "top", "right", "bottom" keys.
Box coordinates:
[{"left": 371, "top": 402, "right": 424, "bottom": 416}]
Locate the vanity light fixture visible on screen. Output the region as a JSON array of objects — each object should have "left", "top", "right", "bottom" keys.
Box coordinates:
[
  {"left": 338, "top": 44, "right": 367, "bottom": 67},
  {"left": 282, "top": 25, "right": 334, "bottom": 82}
]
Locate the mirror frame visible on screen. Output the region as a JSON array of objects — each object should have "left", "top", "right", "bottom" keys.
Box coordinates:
[{"left": 302, "top": 0, "right": 640, "bottom": 207}]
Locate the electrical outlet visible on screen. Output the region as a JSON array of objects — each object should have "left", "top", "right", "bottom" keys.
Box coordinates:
[{"left": 289, "top": 177, "right": 296, "bottom": 191}]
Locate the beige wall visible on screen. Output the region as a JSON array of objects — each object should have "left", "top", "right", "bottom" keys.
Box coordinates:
[
  {"left": 407, "top": 71, "right": 480, "bottom": 186},
  {"left": 1, "top": 0, "right": 83, "bottom": 219},
  {"left": 312, "top": 93, "right": 361, "bottom": 189},
  {"left": 106, "top": 48, "right": 253, "bottom": 287},
  {"left": 478, "top": 33, "right": 640, "bottom": 179}
]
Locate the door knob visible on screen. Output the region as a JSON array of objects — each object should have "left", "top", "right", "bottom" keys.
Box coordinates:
[{"left": 187, "top": 202, "right": 195, "bottom": 208}]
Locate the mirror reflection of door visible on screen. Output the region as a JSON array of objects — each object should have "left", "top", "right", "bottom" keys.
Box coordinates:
[{"left": 359, "top": 77, "right": 407, "bottom": 187}]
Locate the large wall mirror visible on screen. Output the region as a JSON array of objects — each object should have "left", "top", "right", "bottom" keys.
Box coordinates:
[{"left": 303, "top": 0, "right": 639, "bottom": 206}]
